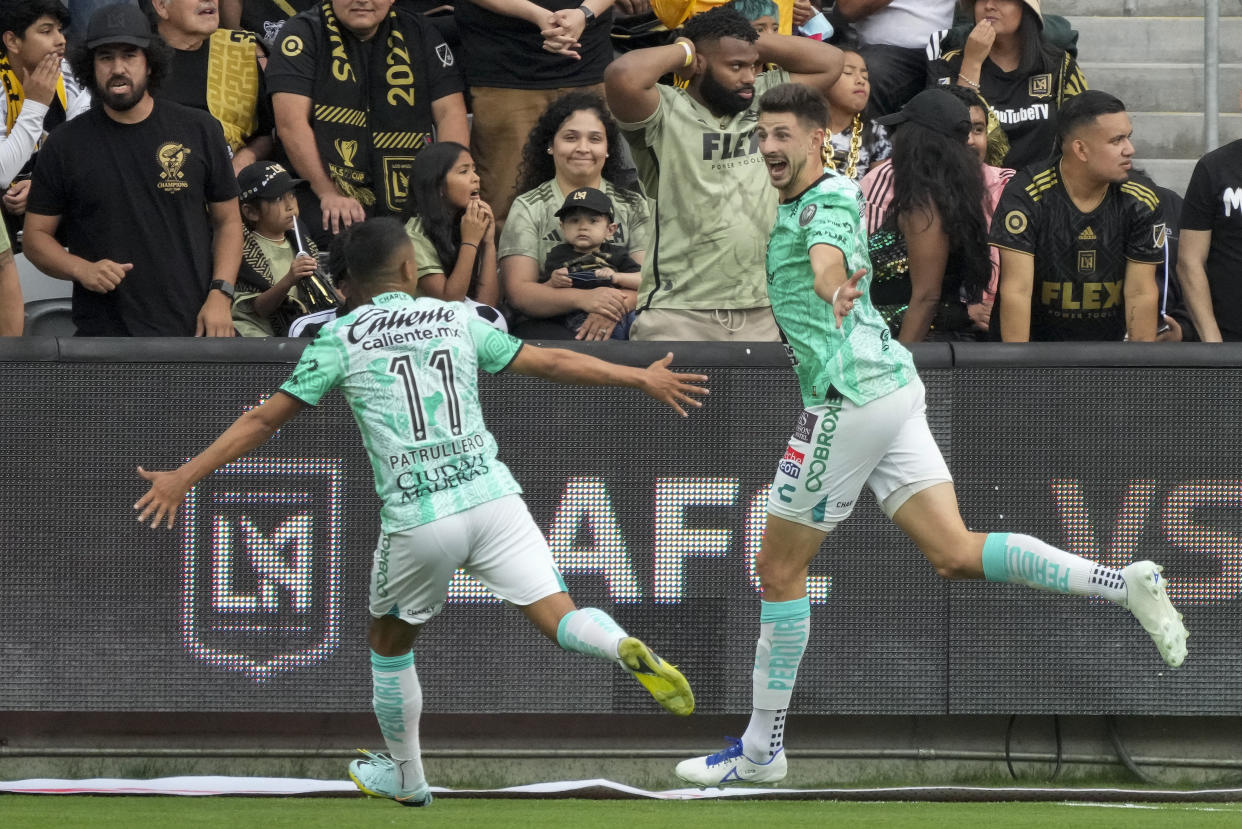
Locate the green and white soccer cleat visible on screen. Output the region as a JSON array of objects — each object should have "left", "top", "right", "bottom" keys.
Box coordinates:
[
  {"left": 1122, "top": 560, "right": 1188, "bottom": 668},
  {"left": 676, "top": 738, "right": 788, "bottom": 787},
  {"left": 348, "top": 749, "right": 433, "bottom": 807},
  {"left": 618, "top": 636, "right": 695, "bottom": 716}
]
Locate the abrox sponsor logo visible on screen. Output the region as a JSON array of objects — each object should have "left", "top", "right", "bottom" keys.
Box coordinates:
[
  {"left": 804, "top": 400, "right": 843, "bottom": 493},
  {"left": 779, "top": 446, "right": 804, "bottom": 479}
]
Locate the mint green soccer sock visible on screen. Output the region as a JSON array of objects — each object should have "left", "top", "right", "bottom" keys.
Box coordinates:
[
  {"left": 370, "top": 650, "right": 426, "bottom": 786},
  {"left": 982, "top": 532, "right": 1127, "bottom": 602},
  {"left": 556, "top": 607, "right": 628, "bottom": 662},
  {"left": 742, "top": 597, "right": 811, "bottom": 761}
]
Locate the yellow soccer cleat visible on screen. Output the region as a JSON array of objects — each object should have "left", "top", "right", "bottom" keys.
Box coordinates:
[{"left": 618, "top": 636, "right": 695, "bottom": 715}]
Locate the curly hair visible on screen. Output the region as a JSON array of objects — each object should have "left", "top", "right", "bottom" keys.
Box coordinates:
[
  {"left": 512, "top": 91, "right": 643, "bottom": 209},
  {"left": 68, "top": 35, "right": 172, "bottom": 99},
  {"left": 681, "top": 5, "right": 758, "bottom": 47},
  {"left": 886, "top": 121, "right": 990, "bottom": 303}
]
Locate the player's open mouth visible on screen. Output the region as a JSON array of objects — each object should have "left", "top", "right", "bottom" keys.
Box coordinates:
[{"left": 765, "top": 158, "right": 788, "bottom": 177}]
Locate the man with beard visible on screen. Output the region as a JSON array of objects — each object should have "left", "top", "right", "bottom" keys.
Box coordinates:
[
  {"left": 605, "top": 5, "right": 843, "bottom": 341},
  {"left": 24, "top": 3, "right": 242, "bottom": 336}
]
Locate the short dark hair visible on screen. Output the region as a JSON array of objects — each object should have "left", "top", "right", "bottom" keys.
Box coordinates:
[
  {"left": 1057, "top": 89, "right": 1127, "bottom": 148},
  {"left": 343, "top": 217, "right": 412, "bottom": 288},
  {"left": 68, "top": 34, "right": 173, "bottom": 98},
  {"left": 0, "top": 0, "right": 69, "bottom": 53},
  {"left": 758, "top": 82, "right": 829, "bottom": 130},
  {"left": 681, "top": 5, "right": 758, "bottom": 47}
]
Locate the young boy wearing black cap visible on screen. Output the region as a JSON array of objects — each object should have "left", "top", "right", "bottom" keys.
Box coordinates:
[
  {"left": 233, "top": 160, "right": 340, "bottom": 337},
  {"left": 543, "top": 186, "right": 641, "bottom": 339}
]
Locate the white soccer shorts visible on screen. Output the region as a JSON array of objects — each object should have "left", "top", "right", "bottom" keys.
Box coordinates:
[
  {"left": 766, "top": 376, "right": 952, "bottom": 532},
  {"left": 368, "top": 493, "right": 566, "bottom": 624}
]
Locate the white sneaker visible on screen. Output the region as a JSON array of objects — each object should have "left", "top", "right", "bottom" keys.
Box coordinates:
[
  {"left": 675, "top": 738, "right": 787, "bottom": 787},
  {"left": 1122, "top": 560, "right": 1188, "bottom": 668}
]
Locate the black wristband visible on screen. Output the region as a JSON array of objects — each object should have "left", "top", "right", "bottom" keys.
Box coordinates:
[{"left": 577, "top": 4, "right": 595, "bottom": 23}]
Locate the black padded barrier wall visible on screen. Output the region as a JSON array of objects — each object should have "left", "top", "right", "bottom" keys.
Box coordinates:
[{"left": 0, "top": 339, "right": 1238, "bottom": 716}]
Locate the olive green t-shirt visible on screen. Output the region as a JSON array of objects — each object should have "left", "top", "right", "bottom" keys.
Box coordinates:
[
  {"left": 404, "top": 216, "right": 449, "bottom": 278},
  {"left": 617, "top": 69, "right": 790, "bottom": 312},
  {"left": 232, "top": 232, "right": 296, "bottom": 337}
]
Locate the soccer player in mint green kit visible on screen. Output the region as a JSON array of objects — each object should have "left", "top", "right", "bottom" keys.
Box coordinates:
[
  {"left": 133, "top": 218, "right": 706, "bottom": 807},
  {"left": 675, "top": 83, "right": 1189, "bottom": 788}
]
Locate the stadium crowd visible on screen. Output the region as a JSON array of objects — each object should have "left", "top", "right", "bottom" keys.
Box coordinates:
[{"left": 0, "top": 0, "right": 1238, "bottom": 342}]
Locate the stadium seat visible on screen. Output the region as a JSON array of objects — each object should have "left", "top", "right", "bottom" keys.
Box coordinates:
[{"left": 23, "top": 297, "right": 75, "bottom": 337}]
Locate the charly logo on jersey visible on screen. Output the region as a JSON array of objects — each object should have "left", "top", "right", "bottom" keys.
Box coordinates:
[
  {"left": 181, "top": 458, "right": 343, "bottom": 682},
  {"left": 799, "top": 204, "right": 818, "bottom": 226},
  {"left": 156, "top": 143, "right": 191, "bottom": 193}
]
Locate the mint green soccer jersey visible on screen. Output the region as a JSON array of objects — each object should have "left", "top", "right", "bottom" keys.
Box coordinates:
[
  {"left": 280, "top": 291, "right": 524, "bottom": 533},
  {"left": 766, "top": 172, "right": 915, "bottom": 409}
]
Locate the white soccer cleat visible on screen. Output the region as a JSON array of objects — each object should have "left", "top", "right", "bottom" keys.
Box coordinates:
[
  {"left": 348, "top": 749, "right": 432, "bottom": 807},
  {"left": 1122, "top": 560, "right": 1188, "bottom": 668},
  {"left": 675, "top": 738, "right": 787, "bottom": 787}
]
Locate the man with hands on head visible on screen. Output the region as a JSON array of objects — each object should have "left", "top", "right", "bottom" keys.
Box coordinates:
[
  {"left": 23, "top": 3, "right": 242, "bottom": 337},
  {"left": 605, "top": 5, "right": 844, "bottom": 342}
]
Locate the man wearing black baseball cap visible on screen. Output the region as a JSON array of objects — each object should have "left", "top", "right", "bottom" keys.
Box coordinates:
[{"left": 22, "top": 2, "right": 244, "bottom": 337}]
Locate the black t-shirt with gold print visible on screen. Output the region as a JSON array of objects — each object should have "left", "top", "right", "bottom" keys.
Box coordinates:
[{"left": 990, "top": 162, "right": 1164, "bottom": 341}]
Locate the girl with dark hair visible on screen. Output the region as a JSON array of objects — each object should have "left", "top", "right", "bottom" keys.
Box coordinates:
[
  {"left": 823, "top": 49, "right": 890, "bottom": 183},
  {"left": 927, "top": 0, "right": 1086, "bottom": 170},
  {"left": 499, "top": 91, "right": 651, "bottom": 340},
  {"left": 866, "top": 89, "right": 991, "bottom": 342},
  {"left": 401, "top": 141, "right": 504, "bottom": 329}
]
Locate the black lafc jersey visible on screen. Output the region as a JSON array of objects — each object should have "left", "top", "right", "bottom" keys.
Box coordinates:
[{"left": 991, "top": 162, "right": 1165, "bottom": 341}]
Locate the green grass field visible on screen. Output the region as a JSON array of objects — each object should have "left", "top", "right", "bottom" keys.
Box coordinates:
[{"left": 4, "top": 796, "right": 1242, "bottom": 829}]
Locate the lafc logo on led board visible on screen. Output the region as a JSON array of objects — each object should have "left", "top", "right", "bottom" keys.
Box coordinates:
[{"left": 181, "top": 458, "right": 343, "bottom": 682}]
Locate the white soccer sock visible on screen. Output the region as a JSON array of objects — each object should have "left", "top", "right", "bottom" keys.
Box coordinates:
[
  {"left": 370, "top": 650, "right": 425, "bottom": 787},
  {"left": 741, "top": 597, "right": 810, "bottom": 761},
  {"left": 555, "top": 607, "right": 628, "bottom": 662},
  {"left": 982, "top": 532, "right": 1127, "bottom": 603}
]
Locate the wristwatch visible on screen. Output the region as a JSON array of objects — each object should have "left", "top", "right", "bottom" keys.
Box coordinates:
[
  {"left": 577, "top": 4, "right": 595, "bottom": 23},
  {"left": 209, "top": 279, "right": 235, "bottom": 299}
]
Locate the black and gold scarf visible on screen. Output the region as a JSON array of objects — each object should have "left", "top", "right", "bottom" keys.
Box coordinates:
[
  {"left": 310, "top": 0, "right": 432, "bottom": 214},
  {"left": 1, "top": 53, "right": 67, "bottom": 140},
  {"left": 237, "top": 227, "right": 337, "bottom": 336}
]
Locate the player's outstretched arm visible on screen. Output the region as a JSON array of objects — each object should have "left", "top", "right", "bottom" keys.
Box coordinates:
[
  {"left": 133, "top": 393, "right": 307, "bottom": 529},
  {"left": 508, "top": 346, "right": 709, "bottom": 417}
]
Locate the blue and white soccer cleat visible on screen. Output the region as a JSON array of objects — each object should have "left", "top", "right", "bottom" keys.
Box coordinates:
[
  {"left": 1122, "top": 560, "right": 1189, "bottom": 668},
  {"left": 675, "top": 737, "right": 787, "bottom": 787},
  {"left": 618, "top": 636, "right": 695, "bottom": 716},
  {"left": 348, "top": 749, "right": 433, "bottom": 807}
]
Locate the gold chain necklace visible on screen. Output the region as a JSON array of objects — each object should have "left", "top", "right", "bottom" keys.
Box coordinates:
[{"left": 822, "top": 113, "right": 864, "bottom": 180}]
